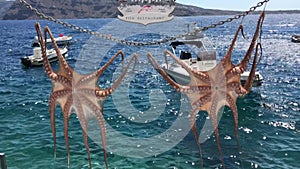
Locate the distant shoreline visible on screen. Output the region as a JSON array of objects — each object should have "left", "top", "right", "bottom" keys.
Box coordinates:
[{"left": 1, "top": 0, "right": 300, "bottom": 20}]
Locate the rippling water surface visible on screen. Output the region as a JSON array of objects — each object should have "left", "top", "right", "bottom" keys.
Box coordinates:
[{"left": 0, "top": 14, "right": 299, "bottom": 169}]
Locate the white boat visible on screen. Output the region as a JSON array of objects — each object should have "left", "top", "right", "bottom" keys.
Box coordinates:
[
  {"left": 32, "top": 34, "right": 72, "bottom": 47},
  {"left": 161, "top": 38, "right": 263, "bottom": 87},
  {"left": 21, "top": 47, "right": 68, "bottom": 68}
]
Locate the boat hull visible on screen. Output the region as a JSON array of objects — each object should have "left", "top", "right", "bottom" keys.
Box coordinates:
[
  {"left": 162, "top": 67, "right": 191, "bottom": 85},
  {"left": 32, "top": 36, "right": 72, "bottom": 47},
  {"left": 21, "top": 48, "right": 68, "bottom": 68},
  {"left": 162, "top": 65, "right": 263, "bottom": 87}
]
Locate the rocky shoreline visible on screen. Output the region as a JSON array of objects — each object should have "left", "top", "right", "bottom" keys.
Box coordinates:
[{"left": 1, "top": 0, "right": 299, "bottom": 20}]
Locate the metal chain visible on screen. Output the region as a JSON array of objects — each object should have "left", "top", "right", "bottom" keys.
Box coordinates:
[
  {"left": 19, "top": 0, "right": 269, "bottom": 46},
  {"left": 200, "top": 0, "right": 269, "bottom": 31}
]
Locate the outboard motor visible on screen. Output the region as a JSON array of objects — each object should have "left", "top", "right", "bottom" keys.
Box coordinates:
[{"left": 21, "top": 57, "right": 32, "bottom": 68}]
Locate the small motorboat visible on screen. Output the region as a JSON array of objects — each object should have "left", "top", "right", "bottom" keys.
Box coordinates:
[
  {"left": 291, "top": 34, "right": 300, "bottom": 43},
  {"left": 32, "top": 34, "right": 72, "bottom": 47},
  {"left": 161, "top": 38, "right": 263, "bottom": 87},
  {"left": 21, "top": 47, "right": 68, "bottom": 68}
]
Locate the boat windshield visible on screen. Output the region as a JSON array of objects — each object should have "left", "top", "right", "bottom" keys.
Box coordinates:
[{"left": 169, "top": 37, "right": 216, "bottom": 61}]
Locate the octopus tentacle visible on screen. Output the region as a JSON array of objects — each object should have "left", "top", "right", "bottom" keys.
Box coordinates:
[
  {"left": 237, "top": 11, "right": 265, "bottom": 71},
  {"left": 212, "top": 120, "right": 225, "bottom": 169},
  {"left": 79, "top": 93, "right": 108, "bottom": 169},
  {"left": 73, "top": 96, "right": 92, "bottom": 169},
  {"left": 84, "top": 96, "right": 108, "bottom": 169},
  {"left": 147, "top": 52, "right": 189, "bottom": 92},
  {"left": 46, "top": 74, "right": 73, "bottom": 89},
  {"left": 221, "top": 24, "right": 245, "bottom": 65},
  {"left": 95, "top": 50, "right": 125, "bottom": 78},
  {"left": 96, "top": 53, "right": 138, "bottom": 98},
  {"left": 226, "top": 81, "right": 242, "bottom": 92},
  {"left": 81, "top": 121, "right": 92, "bottom": 169},
  {"left": 77, "top": 50, "right": 125, "bottom": 87},
  {"left": 236, "top": 86, "right": 248, "bottom": 96},
  {"left": 225, "top": 66, "right": 244, "bottom": 80},
  {"left": 63, "top": 115, "right": 71, "bottom": 168},
  {"left": 191, "top": 92, "right": 212, "bottom": 108},
  {"left": 48, "top": 89, "right": 71, "bottom": 158},
  {"left": 75, "top": 88, "right": 98, "bottom": 97},
  {"left": 189, "top": 108, "right": 203, "bottom": 169},
  {"left": 226, "top": 94, "right": 241, "bottom": 149},
  {"left": 243, "top": 43, "right": 261, "bottom": 91},
  {"left": 53, "top": 74, "right": 72, "bottom": 88},
  {"left": 35, "top": 23, "right": 57, "bottom": 79},
  {"left": 164, "top": 50, "right": 210, "bottom": 83},
  {"left": 95, "top": 108, "right": 108, "bottom": 169},
  {"left": 48, "top": 89, "right": 71, "bottom": 105},
  {"left": 48, "top": 99, "right": 57, "bottom": 159},
  {"left": 208, "top": 98, "right": 225, "bottom": 168},
  {"left": 163, "top": 50, "right": 193, "bottom": 74},
  {"left": 189, "top": 86, "right": 211, "bottom": 95},
  {"left": 44, "top": 26, "right": 73, "bottom": 76},
  {"left": 62, "top": 95, "right": 73, "bottom": 168}
]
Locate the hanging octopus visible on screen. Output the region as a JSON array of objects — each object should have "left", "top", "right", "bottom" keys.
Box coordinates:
[
  {"left": 147, "top": 11, "right": 265, "bottom": 168},
  {"left": 35, "top": 22, "right": 137, "bottom": 169}
]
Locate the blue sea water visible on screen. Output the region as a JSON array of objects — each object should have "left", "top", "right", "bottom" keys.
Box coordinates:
[{"left": 0, "top": 13, "right": 299, "bottom": 169}]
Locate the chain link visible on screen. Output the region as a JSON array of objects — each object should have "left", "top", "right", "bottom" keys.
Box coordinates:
[{"left": 19, "top": 0, "right": 269, "bottom": 46}]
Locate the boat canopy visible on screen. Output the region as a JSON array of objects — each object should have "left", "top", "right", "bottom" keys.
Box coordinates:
[{"left": 170, "top": 40, "right": 203, "bottom": 49}]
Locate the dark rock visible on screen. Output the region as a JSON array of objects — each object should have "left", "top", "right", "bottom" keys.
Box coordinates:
[{"left": 0, "top": 1, "right": 14, "bottom": 19}]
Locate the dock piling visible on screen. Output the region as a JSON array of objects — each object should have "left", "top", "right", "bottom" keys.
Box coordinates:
[{"left": 0, "top": 153, "right": 7, "bottom": 169}]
